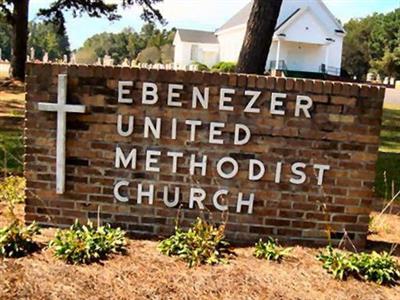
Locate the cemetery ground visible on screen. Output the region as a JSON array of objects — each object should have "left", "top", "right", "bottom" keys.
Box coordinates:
[{"left": 0, "top": 82, "right": 399, "bottom": 299}]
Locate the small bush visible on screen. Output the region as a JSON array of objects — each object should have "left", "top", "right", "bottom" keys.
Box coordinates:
[
  {"left": 352, "top": 251, "right": 400, "bottom": 285},
  {"left": 211, "top": 61, "right": 236, "bottom": 73},
  {"left": 0, "top": 221, "right": 40, "bottom": 258},
  {"left": 317, "top": 246, "right": 400, "bottom": 284},
  {"left": 317, "top": 246, "right": 358, "bottom": 280},
  {"left": 49, "top": 220, "right": 127, "bottom": 264},
  {"left": 0, "top": 176, "right": 25, "bottom": 204},
  {"left": 192, "top": 61, "right": 209, "bottom": 71},
  {"left": 254, "top": 238, "right": 292, "bottom": 262},
  {"left": 158, "top": 217, "right": 231, "bottom": 267}
]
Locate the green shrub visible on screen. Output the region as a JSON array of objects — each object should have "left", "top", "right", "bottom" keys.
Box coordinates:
[
  {"left": 211, "top": 61, "right": 236, "bottom": 73},
  {"left": 254, "top": 238, "right": 292, "bottom": 262},
  {"left": 192, "top": 61, "right": 209, "bottom": 71},
  {"left": 49, "top": 220, "right": 127, "bottom": 264},
  {"left": 317, "top": 246, "right": 358, "bottom": 280},
  {"left": 317, "top": 246, "right": 400, "bottom": 284},
  {"left": 351, "top": 251, "right": 400, "bottom": 285},
  {"left": 158, "top": 217, "right": 231, "bottom": 267},
  {"left": 0, "top": 221, "right": 40, "bottom": 258},
  {"left": 0, "top": 176, "right": 25, "bottom": 204}
]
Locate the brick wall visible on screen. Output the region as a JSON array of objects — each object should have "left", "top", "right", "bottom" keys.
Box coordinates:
[{"left": 25, "top": 63, "right": 385, "bottom": 247}]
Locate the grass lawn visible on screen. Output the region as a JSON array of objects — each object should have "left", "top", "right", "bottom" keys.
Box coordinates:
[
  {"left": 376, "top": 108, "right": 400, "bottom": 200},
  {"left": 0, "top": 129, "right": 23, "bottom": 173}
]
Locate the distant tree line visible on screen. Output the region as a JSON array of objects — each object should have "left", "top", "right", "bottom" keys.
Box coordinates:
[
  {"left": 342, "top": 8, "right": 400, "bottom": 80},
  {"left": 0, "top": 0, "right": 164, "bottom": 80},
  {"left": 75, "top": 24, "right": 176, "bottom": 65},
  {"left": 0, "top": 17, "right": 70, "bottom": 61}
]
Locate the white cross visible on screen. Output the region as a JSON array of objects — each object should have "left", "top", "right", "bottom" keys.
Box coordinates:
[{"left": 38, "top": 74, "right": 86, "bottom": 194}]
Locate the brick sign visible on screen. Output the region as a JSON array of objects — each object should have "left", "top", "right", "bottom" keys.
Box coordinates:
[{"left": 25, "top": 64, "right": 385, "bottom": 246}]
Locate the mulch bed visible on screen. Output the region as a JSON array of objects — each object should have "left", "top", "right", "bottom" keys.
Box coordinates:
[{"left": 0, "top": 204, "right": 399, "bottom": 300}]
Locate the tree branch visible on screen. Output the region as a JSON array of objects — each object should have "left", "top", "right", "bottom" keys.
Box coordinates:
[
  {"left": 0, "top": 1, "right": 14, "bottom": 25},
  {"left": 38, "top": 0, "right": 165, "bottom": 35}
]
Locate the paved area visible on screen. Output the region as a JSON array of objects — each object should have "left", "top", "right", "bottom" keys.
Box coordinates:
[{"left": 384, "top": 88, "right": 400, "bottom": 109}]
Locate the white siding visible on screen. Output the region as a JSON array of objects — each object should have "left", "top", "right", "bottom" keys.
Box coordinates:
[
  {"left": 282, "top": 9, "right": 329, "bottom": 45},
  {"left": 175, "top": 0, "right": 344, "bottom": 74},
  {"left": 217, "top": 26, "right": 246, "bottom": 62},
  {"left": 173, "top": 36, "right": 219, "bottom": 67}
]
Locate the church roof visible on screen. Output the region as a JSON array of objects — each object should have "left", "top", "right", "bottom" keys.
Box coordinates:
[
  {"left": 216, "top": 0, "right": 344, "bottom": 34},
  {"left": 176, "top": 29, "right": 219, "bottom": 44}
]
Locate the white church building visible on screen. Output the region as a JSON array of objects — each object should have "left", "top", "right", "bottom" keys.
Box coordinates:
[{"left": 173, "top": 0, "right": 345, "bottom": 76}]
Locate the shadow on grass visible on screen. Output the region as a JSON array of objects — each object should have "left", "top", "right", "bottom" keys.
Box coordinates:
[
  {"left": 0, "top": 129, "right": 23, "bottom": 174},
  {"left": 375, "top": 152, "right": 400, "bottom": 200}
]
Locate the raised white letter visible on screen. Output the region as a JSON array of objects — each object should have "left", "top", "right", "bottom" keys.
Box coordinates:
[
  {"left": 117, "top": 114, "right": 134, "bottom": 137},
  {"left": 163, "top": 186, "right": 180, "bottom": 208},
  {"left": 145, "top": 150, "right": 161, "bottom": 172},
  {"left": 114, "top": 180, "right": 129, "bottom": 202},
  {"left": 209, "top": 122, "right": 225, "bottom": 144},
  {"left": 270, "top": 92, "right": 286, "bottom": 116},
  {"left": 186, "top": 119, "right": 202, "bottom": 141},
  {"left": 290, "top": 162, "right": 307, "bottom": 185},
  {"left": 137, "top": 184, "right": 154, "bottom": 204},
  {"left": 115, "top": 147, "right": 137, "bottom": 169},
  {"left": 216, "top": 157, "right": 238, "bottom": 179},
  {"left": 142, "top": 82, "right": 158, "bottom": 104},
  {"left": 295, "top": 95, "right": 313, "bottom": 118},
  {"left": 189, "top": 187, "right": 206, "bottom": 209},
  {"left": 144, "top": 117, "right": 161, "bottom": 139},
  {"left": 275, "top": 162, "right": 283, "bottom": 183},
  {"left": 192, "top": 86, "right": 209, "bottom": 109},
  {"left": 236, "top": 193, "right": 254, "bottom": 214},
  {"left": 219, "top": 88, "right": 235, "bottom": 111},
  {"left": 190, "top": 154, "right": 207, "bottom": 176},
  {"left": 118, "top": 81, "right": 133, "bottom": 103},
  {"left": 314, "top": 164, "right": 330, "bottom": 185},
  {"left": 244, "top": 90, "right": 261, "bottom": 113},
  {"left": 234, "top": 123, "right": 251, "bottom": 145},
  {"left": 171, "top": 118, "right": 177, "bottom": 140},
  {"left": 167, "top": 151, "right": 184, "bottom": 173},
  {"left": 213, "top": 189, "right": 229, "bottom": 211},
  {"left": 168, "top": 84, "right": 183, "bottom": 107},
  {"left": 249, "top": 159, "right": 265, "bottom": 181}
]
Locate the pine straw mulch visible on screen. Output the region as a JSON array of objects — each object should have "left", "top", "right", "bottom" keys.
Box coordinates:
[{"left": 0, "top": 204, "right": 399, "bottom": 300}]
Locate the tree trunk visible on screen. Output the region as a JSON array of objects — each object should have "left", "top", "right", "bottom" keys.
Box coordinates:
[
  {"left": 236, "top": 0, "right": 282, "bottom": 75},
  {"left": 11, "top": 0, "right": 29, "bottom": 81}
]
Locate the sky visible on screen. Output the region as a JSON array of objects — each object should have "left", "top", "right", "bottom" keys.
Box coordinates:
[{"left": 29, "top": 0, "right": 400, "bottom": 50}]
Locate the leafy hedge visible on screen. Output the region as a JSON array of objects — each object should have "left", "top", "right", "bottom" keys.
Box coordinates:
[
  {"left": 317, "top": 246, "right": 400, "bottom": 285},
  {"left": 0, "top": 176, "right": 25, "bottom": 204},
  {"left": 0, "top": 221, "right": 40, "bottom": 258},
  {"left": 158, "top": 218, "right": 231, "bottom": 267},
  {"left": 50, "top": 220, "right": 127, "bottom": 264},
  {"left": 192, "top": 61, "right": 209, "bottom": 71},
  {"left": 211, "top": 61, "right": 236, "bottom": 73},
  {"left": 254, "top": 238, "right": 292, "bottom": 262}
]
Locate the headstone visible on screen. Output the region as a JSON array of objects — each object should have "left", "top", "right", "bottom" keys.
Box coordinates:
[
  {"left": 63, "top": 55, "right": 68, "bottom": 64},
  {"left": 96, "top": 57, "right": 102, "bottom": 65},
  {"left": 30, "top": 47, "right": 35, "bottom": 61},
  {"left": 103, "top": 55, "right": 113, "bottom": 66},
  {"left": 366, "top": 73, "right": 374, "bottom": 82},
  {"left": 43, "top": 52, "right": 49, "bottom": 63},
  {"left": 70, "top": 52, "right": 77, "bottom": 64},
  {"left": 121, "top": 58, "right": 129, "bottom": 67},
  {"left": 25, "top": 64, "right": 386, "bottom": 247},
  {"left": 383, "top": 77, "right": 389, "bottom": 85}
]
